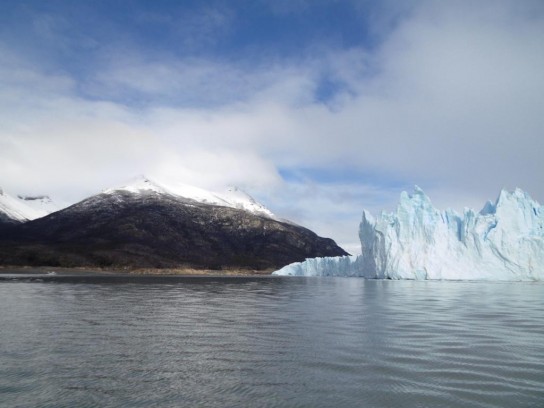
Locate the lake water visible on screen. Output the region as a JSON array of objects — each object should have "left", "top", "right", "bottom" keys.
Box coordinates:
[{"left": 1, "top": 276, "right": 543, "bottom": 407}]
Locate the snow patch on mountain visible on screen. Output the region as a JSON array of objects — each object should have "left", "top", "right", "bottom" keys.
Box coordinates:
[
  {"left": 0, "top": 188, "right": 60, "bottom": 222},
  {"left": 103, "top": 177, "right": 167, "bottom": 196},
  {"left": 104, "top": 176, "right": 276, "bottom": 219},
  {"left": 274, "top": 187, "right": 544, "bottom": 281},
  {"left": 16, "top": 195, "right": 60, "bottom": 217}
]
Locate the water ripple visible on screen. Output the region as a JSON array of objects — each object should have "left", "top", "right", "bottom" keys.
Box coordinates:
[{"left": 0, "top": 278, "right": 543, "bottom": 407}]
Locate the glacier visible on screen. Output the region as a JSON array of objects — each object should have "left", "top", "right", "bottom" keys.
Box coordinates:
[{"left": 273, "top": 187, "right": 544, "bottom": 281}]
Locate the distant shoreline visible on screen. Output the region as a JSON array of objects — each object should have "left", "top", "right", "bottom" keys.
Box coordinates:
[{"left": 0, "top": 265, "right": 276, "bottom": 277}]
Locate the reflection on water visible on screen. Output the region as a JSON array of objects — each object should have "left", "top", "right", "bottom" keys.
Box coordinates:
[{"left": 1, "top": 277, "right": 543, "bottom": 407}]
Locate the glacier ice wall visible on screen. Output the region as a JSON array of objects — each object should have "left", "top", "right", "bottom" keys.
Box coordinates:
[{"left": 274, "top": 187, "right": 544, "bottom": 280}]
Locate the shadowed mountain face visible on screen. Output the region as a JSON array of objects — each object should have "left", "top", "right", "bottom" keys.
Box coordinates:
[
  {"left": 0, "top": 213, "right": 20, "bottom": 225},
  {"left": 0, "top": 191, "right": 347, "bottom": 269}
]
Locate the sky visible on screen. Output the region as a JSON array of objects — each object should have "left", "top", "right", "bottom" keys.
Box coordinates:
[{"left": 1, "top": 0, "right": 543, "bottom": 254}]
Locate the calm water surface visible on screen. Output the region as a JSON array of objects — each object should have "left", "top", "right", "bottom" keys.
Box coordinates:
[{"left": 0, "top": 276, "right": 543, "bottom": 407}]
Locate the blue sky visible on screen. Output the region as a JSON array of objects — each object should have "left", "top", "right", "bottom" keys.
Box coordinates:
[{"left": 1, "top": 0, "right": 543, "bottom": 252}]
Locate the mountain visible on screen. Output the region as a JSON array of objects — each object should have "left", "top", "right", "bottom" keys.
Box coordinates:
[
  {"left": 0, "top": 177, "right": 347, "bottom": 269},
  {"left": 274, "top": 187, "right": 544, "bottom": 280},
  {"left": 0, "top": 187, "right": 59, "bottom": 224},
  {"left": 103, "top": 176, "right": 277, "bottom": 219}
]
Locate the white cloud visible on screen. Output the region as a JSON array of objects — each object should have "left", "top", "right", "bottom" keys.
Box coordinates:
[
  {"left": 257, "top": 180, "right": 404, "bottom": 254},
  {"left": 1, "top": 1, "right": 543, "bottom": 250}
]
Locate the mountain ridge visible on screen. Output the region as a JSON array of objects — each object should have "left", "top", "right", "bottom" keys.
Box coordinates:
[
  {"left": 0, "top": 177, "right": 347, "bottom": 270},
  {"left": 103, "top": 176, "right": 278, "bottom": 219}
]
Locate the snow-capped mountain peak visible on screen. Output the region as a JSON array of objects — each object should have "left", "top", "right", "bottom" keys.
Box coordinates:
[
  {"left": 218, "top": 186, "right": 275, "bottom": 218},
  {"left": 16, "top": 195, "right": 59, "bottom": 216},
  {"left": 103, "top": 176, "right": 168, "bottom": 195},
  {"left": 0, "top": 188, "right": 59, "bottom": 222},
  {"left": 103, "top": 176, "right": 276, "bottom": 219}
]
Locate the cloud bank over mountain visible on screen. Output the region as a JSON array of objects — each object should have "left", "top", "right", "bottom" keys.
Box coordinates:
[{"left": 1, "top": 0, "right": 543, "bottom": 250}]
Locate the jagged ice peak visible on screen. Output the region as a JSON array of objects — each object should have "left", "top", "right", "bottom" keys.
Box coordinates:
[{"left": 274, "top": 187, "right": 543, "bottom": 280}]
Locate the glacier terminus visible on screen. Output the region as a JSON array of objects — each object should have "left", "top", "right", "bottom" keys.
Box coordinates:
[{"left": 274, "top": 187, "right": 544, "bottom": 280}]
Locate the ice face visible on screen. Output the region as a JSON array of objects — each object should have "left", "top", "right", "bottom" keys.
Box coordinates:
[{"left": 274, "top": 188, "right": 544, "bottom": 280}]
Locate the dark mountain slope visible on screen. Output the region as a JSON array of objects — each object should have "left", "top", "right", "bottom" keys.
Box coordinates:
[
  {"left": 0, "top": 191, "right": 347, "bottom": 269},
  {"left": 0, "top": 213, "right": 20, "bottom": 225}
]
